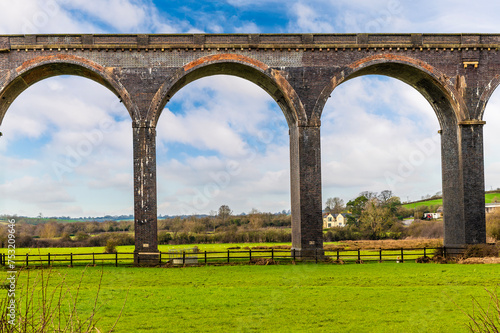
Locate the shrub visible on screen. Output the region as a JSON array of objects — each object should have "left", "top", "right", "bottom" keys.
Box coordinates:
[
  {"left": 406, "top": 220, "right": 443, "bottom": 238},
  {"left": 462, "top": 244, "right": 499, "bottom": 258},
  {"left": 462, "top": 289, "right": 500, "bottom": 332},
  {"left": 415, "top": 256, "right": 432, "bottom": 263},
  {"left": 158, "top": 231, "right": 172, "bottom": 244},
  {"left": 486, "top": 210, "right": 500, "bottom": 240},
  {"left": 74, "top": 231, "right": 90, "bottom": 241},
  {"left": 104, "top": 239, "right": 118, "bottom": 254}
]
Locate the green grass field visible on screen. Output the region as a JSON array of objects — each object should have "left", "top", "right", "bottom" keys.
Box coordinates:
[
  {"left": 2, "top": 243, "right": 294, "bottom": 256},
  {"left": 2, "top": 262, "right": 499, "bottom": 332},
  {"left": 403, "top": 192, "right": 500, "bottom": 209}
]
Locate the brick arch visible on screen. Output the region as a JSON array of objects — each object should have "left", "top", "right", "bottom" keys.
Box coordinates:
[
  {"left": 312, "top": 54, "right": 467, "bottom": 129},
  {"left": 0, "top": 54, "right": 136, "bottom": 125},
  {"left": 477, "top": 74, "right": 500, "bottom": 120},
  {"left": 148, "top": 54, "right": 307, "bottom": 127}
]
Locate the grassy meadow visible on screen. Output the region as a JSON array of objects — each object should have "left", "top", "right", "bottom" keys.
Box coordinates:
[
  {"left": 2, "top": 260, "right": 500, "bottom": 332},
  {"left": 403, "top": 191, "right": 500, "bottom": 210}
]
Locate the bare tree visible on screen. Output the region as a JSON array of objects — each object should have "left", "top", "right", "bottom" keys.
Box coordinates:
[
  {"left": 359, "top": 191, "right": 378, "bottom": 201},
  {"left": 325, "top": 197, "right": 345, "bottom": 214},
  {"left": 378, "top": 190, "right": 393, "bottom": 204}
]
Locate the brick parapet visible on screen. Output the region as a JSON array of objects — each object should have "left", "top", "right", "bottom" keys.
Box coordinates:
[{"left": 2, "top": 33, "right": 500, "bottom": 51}]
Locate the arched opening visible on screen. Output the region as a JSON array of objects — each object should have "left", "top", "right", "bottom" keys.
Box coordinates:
[
  {"left": 322, "top": 75, "right": 441, "bottom": 204},
  {"left": 482, "top": 86, "right": 500, "bottom": 242},
  {"left": 0, "top": 74, "right": 132, "bottom": 219},
  {"left": 483, "top": 88, "right": 500, "bottom": 193},
  {"left": 155, "top": 74, "right": 290, "bottom": 218},
  {"left": 320, "top": 59, "right": 462, "bottom": 245}
]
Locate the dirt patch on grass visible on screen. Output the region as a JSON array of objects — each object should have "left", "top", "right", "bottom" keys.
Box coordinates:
[
  {"left": 458, "top": 257, "right": 500, "bottom": 264},
  {"left": 328, "top": 238, "right": 443, "bottom": 250},
  {"left": 249, "top": 258, "right": 279, "bottom": 265}
]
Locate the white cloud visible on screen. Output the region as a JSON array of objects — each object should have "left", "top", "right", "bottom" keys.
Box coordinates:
[
  {"left": 0, "top": 0, "right": 188, "bottom": 34},
  {"left": 234, "top": 22, "right": 261, "bottom": 33},
  {"left": 288, "top": 3, "right": 334, "bottom": 33}
]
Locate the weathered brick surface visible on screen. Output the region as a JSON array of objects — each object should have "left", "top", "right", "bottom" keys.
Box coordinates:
[{"left": 0, "top": 33, "right": 495, "bottom": 257}]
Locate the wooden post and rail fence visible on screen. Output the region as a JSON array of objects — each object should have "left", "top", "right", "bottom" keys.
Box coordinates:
[{"left": 0, "top": 246, "right": 461, "bottom": 268}]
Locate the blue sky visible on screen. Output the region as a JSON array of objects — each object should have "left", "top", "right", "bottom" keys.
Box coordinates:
[{"left": 1, "top": 0, "right": 500, "bottom": 217}]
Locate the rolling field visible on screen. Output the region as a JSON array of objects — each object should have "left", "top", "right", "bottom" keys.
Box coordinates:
[
  {"left": 2, "top": 261, "right": 500, "bottom": 332},
  {"left": 403, "top": 191, "right": 500, "bottom": 210}
]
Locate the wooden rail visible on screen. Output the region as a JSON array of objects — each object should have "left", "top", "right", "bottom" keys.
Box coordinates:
[{"left": 0, "top": 247, "right": 462, "bottom": 268}]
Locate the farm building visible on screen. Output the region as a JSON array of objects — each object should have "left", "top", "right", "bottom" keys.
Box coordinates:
[{"left": 485, "top": 203, "right": 500, "bottom": 214}]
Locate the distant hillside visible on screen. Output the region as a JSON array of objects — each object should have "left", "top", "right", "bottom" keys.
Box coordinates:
[{"left": 403, "top": 190, "right": 500, "bottom": 209}]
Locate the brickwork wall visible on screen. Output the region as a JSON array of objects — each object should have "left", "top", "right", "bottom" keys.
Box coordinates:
[{"left": 0, "top": 33, "right": 495, "bottom": 255}]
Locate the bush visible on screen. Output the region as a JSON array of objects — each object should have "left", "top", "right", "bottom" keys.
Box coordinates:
[
  {"left": 463, "top": 289, "right": 500, "bottom": 332},
  {"left": 158, "top": 231, "right": 172, "bottom": 244},
  {"left": 74, "top": 231, "right": 90, "bottom": 241},
  {"left": 104, "top": 239, "right": 118, "bottom": 254},
  {"left": 406, "top": 220, "right": 443, "bottom": 238},
  {"left": 462, "top": 244, "right": 499, "bottom": 258},
  {"left": 88, "top": 232, "right": 134, "bottom": 247},
  {"left": 486, "top": 210, "right": 500, "bottom": 240}
]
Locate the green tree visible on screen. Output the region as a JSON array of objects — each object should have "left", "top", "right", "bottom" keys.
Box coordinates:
[
  {"left": 218, "top": 205, "right": 232, "bottom": 225},
  {"left": 346, "top": 195, "right": 368, "bottom": 226},
  {"left": 359, "top": 199, "right": 388, "bottom": 235}
]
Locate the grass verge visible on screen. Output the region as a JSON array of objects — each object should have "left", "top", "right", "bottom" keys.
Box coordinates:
[{"left": 2, "top": 262, "right": 499, "bottom": 332}]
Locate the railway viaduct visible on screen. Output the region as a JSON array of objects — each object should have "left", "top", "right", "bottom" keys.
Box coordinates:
[{"left": 0, "top": 33, "right": 495, "bottom": 261}]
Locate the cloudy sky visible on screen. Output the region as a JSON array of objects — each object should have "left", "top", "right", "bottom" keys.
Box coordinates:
[{"left": 1, "top": 0, "right": 500, "bottom": 217}]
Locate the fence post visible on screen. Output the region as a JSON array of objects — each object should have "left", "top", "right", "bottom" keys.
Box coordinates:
[
  {"left": 115, "top": 252, "right": 118, "bottom": 267},
  {"left": 92, "top": 252, "right": 95, "bottom": 266},
  {"left": 182, "top": 251, "right": 186, "bottom": 265},
  {"left": 71, "top": 253, "right": 73, "bottom": 267},
  {"left": 379, "top": 248, "right": 382, "bottom": 262},
  {"left": 424, "top": 247, "right": 426, "bottom": 257},
  {"left": 227, "top": 250, "right": 230, "bottom": 263},
  {"left": 204, "top": 251, "right": 207, "bottom": 264},
  {"left": 272, "top": 248, "right": 274, "bottom": 261},
  {"left": 26, "top": 254, "right": 28, "bottom": 267},
  {"left": 292, "top": 249, "right": 296, "bottom": 261},
  {"left": 400, "top": 248, "right": 404, "bottom": 263},
  {"left": 48, "top": 253, "right": 51, "bottom": 266},
  {"left": 249, "top": 249, "right": 252, "bottom": 262},
  {"left": 337, "top": 249, "right": 339, "bottom": 261},
  {"left": 357, "top": 249, "right": 360, "bottom": 262},
  {"left": 159, "top": 252, "right": 162, "bottom": 265},
  {"left": 443, "top": 246, "right": 447, "bottom": 258}
]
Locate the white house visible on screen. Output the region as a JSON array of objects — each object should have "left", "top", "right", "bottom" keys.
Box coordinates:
[{"left": 323, "top": 213, "right": 347, "bottom": 228}]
